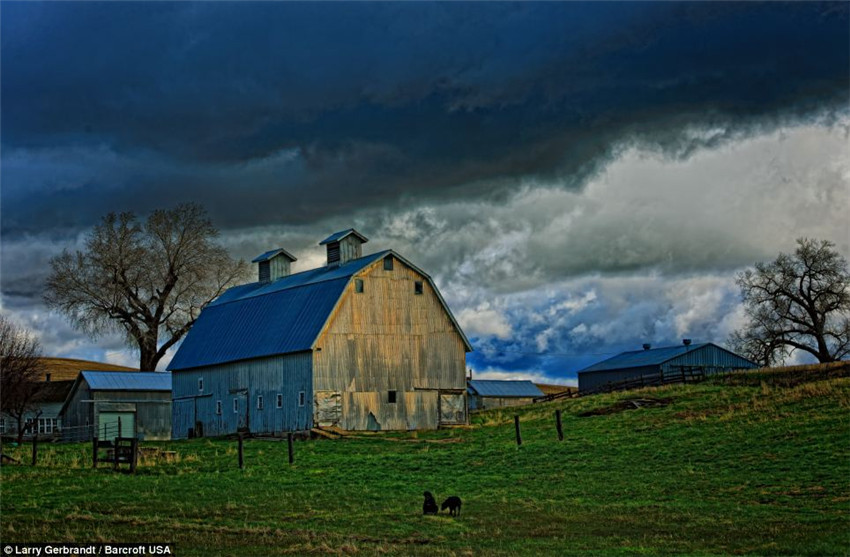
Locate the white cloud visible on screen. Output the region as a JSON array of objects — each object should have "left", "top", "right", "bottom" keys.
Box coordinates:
[{"left": 457, "top": 302, "right": 513, "bottom": 340}]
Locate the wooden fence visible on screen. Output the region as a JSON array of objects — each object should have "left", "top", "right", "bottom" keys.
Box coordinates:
[{"left": 534, "top": 366, "right": 707, "bottom": 403}]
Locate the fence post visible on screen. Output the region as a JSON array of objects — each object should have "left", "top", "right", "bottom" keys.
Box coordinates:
[
  {"left": 118, "top": 417, "right": 122, "bottom": 439},
  {"left": 238, "top": 433, "right": 244, "bottom": 469},
  {"left": 514, "top": 415, "right": 522, "bottom": 446},
  {"left": 92, "top": 436, "right": 98, "bottom": 468},
  {"left": 555, "top": 410, "right": 564, "bottom": 442},
  {"left": 287, "top": 432, "right": 294, "bottom": 464},
  {"left": 31, "top": 431, "right": 38, "bottom": 466},
  {"left": 130, "top": 438, "right": 138, "bottom": 474}
]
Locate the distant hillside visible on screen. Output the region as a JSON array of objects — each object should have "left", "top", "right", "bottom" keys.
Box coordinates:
[
  {"left": 37, "top": 357, "right": 137, "bottom": 381},
  {"left": 535, "top": 383, "right": 576, "bottom": 396}
]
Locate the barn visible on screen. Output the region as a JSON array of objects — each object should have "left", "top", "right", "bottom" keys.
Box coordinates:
[
  {"left": 168, "top": 229, "right": 472, "bottom": 438},
  {"left": 59, "top": 371, "right": 172, "bottom": 442},
  {"left": 467, "top": 380, "right": 544, "bottom": 411},
  {"left": 577, "top": 341, "right": 758, "bottom": 392}
]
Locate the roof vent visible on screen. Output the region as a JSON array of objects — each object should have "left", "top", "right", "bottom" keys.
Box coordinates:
[
  {"left": 683, "top": 339, "right": 692, "bottom": 346},
  {"left": 642, "top": 343, "right": 652, "bottom": 351},
  {"left": 319, "top": 229, "right": 368, "bottom": 267},
  {"left": 251, "top": 248, "right": 297, "bottom": 283}
]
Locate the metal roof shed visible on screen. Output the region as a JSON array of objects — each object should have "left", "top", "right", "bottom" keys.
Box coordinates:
[
  {"left": 467, "top": 380, "right": 544, "bottom": 411},
  {"left": 577, "top": 342, "right": 757, "bottom": 392}
]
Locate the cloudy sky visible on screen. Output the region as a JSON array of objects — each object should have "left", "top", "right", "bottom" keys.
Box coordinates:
[{"left": 2, "top": 2, "right": 848, "bottom": 383}]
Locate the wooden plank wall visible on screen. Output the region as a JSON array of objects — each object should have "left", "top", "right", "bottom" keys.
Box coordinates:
[{"left": 314, "top": 256, "right": 466, "bottom": 430}]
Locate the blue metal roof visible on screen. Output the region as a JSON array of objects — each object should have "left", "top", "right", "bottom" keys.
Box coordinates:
[
  {"left": 168, "top": 251, "right": 391, "bottom": 371},
  {"left": 81, "top": 371, "right": 172, "bottom": 391},
  {"left": 578, "top": 343, "right": 712, "bottom": 373},
  {"left": 319, "top": 229, "right": 369, "bottom": 245},
  {"left": 251, "top": 248, "right": 297, "bottom": 263},
  {"left": 467, "top": 380, "right": 544, "bottom": 398}
]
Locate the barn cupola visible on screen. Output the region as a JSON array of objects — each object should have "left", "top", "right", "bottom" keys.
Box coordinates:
[
  {"left": 251, "top": 248, "right": 297, "bottom": 283},
  {"left": 319, "top": 229, "right": 369, "bottom": 267}
]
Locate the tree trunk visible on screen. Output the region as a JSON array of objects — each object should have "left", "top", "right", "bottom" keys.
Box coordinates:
[
  {"left": 15, "top": 416, "right": 26, "bottom": 445},
  {"left": 139, "top": 336, "right": 160, "bottom": 371}
]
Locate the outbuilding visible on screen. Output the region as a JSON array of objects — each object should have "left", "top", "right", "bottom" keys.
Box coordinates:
[
  {"left": 467, "top": 380, "right": 544, "bottom": 411},
  {"left": 577, "top": 341, "right": 757, "bottom": 392},
  {"left": 59, "top": 371, "right": 172, "bottom": 442},
  {"left": 168, "top": 229, "right": 472, "bottom": 438}
]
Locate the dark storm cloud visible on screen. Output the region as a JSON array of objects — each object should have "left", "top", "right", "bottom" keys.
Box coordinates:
[{"left": 2, "top": 2, "right": 848, "bottom": 234}]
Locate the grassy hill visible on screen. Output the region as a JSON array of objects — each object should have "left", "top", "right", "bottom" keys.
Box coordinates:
[{"left": 2, "top": 364, "right": 848, "bottom": 555}]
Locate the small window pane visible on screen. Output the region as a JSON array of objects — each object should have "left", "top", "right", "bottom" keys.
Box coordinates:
[
  {"left": 388, "top": 390, "right": 397, "bottom": 404},
  {"left": 198, "top": 378, "right": 204, "bottom": 392},
  {"left": 383, "top": 257, "right": 393, "bottom": 271},
  {"left": 355, "top": 279, "right": 364, "bottom": 293},
  {"left": 257, "top": 395, "right": 264, "bottom": 410},
  {"left": 414, "top": 281, "right": 423, "bottom": 295},
  {"left": 298, "top": 391, "right": 306, "bottom": 407},
  {"left": 233, "top": 399, "right": 239, "bottom": 413}
]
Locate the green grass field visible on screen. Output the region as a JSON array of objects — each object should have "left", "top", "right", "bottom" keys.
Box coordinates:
[{"left": 2, "top": 365, "right": 849, "bottom": 556}]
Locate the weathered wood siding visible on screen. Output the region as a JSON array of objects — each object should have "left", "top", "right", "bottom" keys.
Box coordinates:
[
  {"left": 313, "top": 256, "right": 466, "bottom": 430},
  {"left": 469, "top": 396, "right": 537, "bottom": 411},
  {"left": 60, "top": 381, "right": 94, "bottom": 434},
  {"left": 171, "top": 352, "right": 313, "bottom": 439},
  {"left": 60, "top": 382, "right": 171, "bottom": 441}
]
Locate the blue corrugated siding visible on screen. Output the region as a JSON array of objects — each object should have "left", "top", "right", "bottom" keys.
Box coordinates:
[
  {"left": 660, "top": 345, "right": 756, "bottom": 374},
  {"left": 171, "top": 352, "right": 312, "bottom": 439}
]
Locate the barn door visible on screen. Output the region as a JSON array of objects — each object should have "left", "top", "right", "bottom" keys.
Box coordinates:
[
  {"left": 98, "top": 412, "right": 136, "bottom": 443},
  {"left": 236, "top": 392, "right": 249, "bottom": 432},
  {"left": 314, "top": 391, "right": 342, "bottom": 427},
  {"left": 438, "top": 392, "right": 466, "bottom": 425}
]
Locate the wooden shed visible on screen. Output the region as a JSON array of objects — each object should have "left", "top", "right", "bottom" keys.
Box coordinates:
[
  {"left": 168, "top": 229, "right": 472, "bottom": 438},
  {"left": 59, "top": 371, "right": 172, "bottom": 442}
]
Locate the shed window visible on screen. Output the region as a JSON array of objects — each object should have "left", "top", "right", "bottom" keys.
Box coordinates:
[
  {"left": 388, "top": 390, "right": 397, "bottom": 404},
  {"left": 257, "top": 395, "right": 264, "bottom": 410},
  {"left": 233, "top": 399, "right": 239, "bottom": 414},
  {"left": 299, "top": 391, "right": 306, "bottom": 407},
  {"left": 216, "top": 400, "right": 222, "bottom": 415},
  {"left": 198, "top": 378, "right": 204, "bottom": 392},
  {"left": 0, "top": 418, "right": 6, "bottom": 434},
  {"left": 383, "top": 257, "right": 393, "bottom": 271},
  {"left": 355, "top": 279, "right": 364, "bottom": 293},
  {"left": 414, "top": 281, "right": 423, "bottom": 295},
  {"left": 276, "top": 394, "right": 283, "bottom": 408}
]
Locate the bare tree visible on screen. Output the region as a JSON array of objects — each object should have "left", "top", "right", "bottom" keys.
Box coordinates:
[
  {"left": 731, "top": 238, "right": 850, "bottom": 365},
  {"left": 45, "top": 203, "right": 249, "bottom": 371},
  {"left": 0, "top": 316, "right": 46, "bottom": 443}
]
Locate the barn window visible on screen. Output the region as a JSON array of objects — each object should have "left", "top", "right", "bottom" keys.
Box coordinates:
[
  {"left": 257, "top": 395, "right": 264, "bottom": 410},
  {"left": 233, "top": 399, "right": 239, "bottom": 414},
  {"left": 276, "top": 394, "right": 283, "bottom": 408},
  {"left": 355, "top": 279, "right": 364, "bottom": 293},
  {"left": 198, "top": 378, "right": 204, "bottom": 392},
  {"left": 414, "top": 281, "right": 423, "bottom": 295},
  {"left": 388, "top": 390, "right": 397, "bottom": 404},
  {"left": 0, "top": 418, "right": 5, "bottom": 434},
  {"left": 384, "top": 256, "right": 393, "bottom": 271},
  {"left": 298, "top": 391, "right": 306, "bottom": 407},
  {"left": 215, "top": 400, "right": 222, "bottom": 415}
]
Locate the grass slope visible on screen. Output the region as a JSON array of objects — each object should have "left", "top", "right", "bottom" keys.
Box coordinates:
[{"left": 2, "top": 365, "right": 849, "bottom": 555}]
